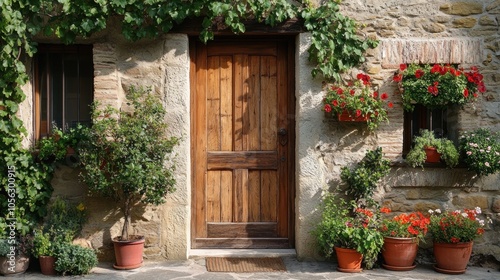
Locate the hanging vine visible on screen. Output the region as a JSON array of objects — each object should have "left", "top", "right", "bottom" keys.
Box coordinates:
[{"left": 0, "top": 0, "right": 377, "bottom": 233}]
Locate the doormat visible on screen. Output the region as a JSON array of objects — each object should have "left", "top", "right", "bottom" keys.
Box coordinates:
[{"left": 206, "top": 257, "right": 287, "bottom": 272}]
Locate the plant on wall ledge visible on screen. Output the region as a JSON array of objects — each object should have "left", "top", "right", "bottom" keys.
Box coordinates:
[
  {"left": 394, "top": 64, "right": 486, "bottom": 111},
  {"left": 323, "top": 73, "right": 393, "bottom": 131},
  {"left": 459, "top": 128, "right": 500, "bottom": 176},
  {"left": 406, "top": 129, "right": 459, "bottom": 168}
]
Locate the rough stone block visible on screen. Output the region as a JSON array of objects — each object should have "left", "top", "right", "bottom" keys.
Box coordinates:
[
  {"left": 440, "top": 2, "right": 483, "bottom": 16},
  {"left": 452, "top": 194, "right": 489, "bottom": 209},
  {"left": 492, "top": 196, "right": 500, "bottom": 212},
  {"left": 452, "top": 17, "right": 477, "bottom": 28}
]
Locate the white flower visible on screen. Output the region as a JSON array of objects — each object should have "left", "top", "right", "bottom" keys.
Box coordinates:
[
  {"left": 428, "top": 209, "right": 434, "bottom": 214},
  {"left": 435, "top": 209, "right": 441, "bottom": 214},
  {"left": 487, "top": 217, "right": 493, "bottom": 224},
  {"left": 478, "top": 219, "right": 485, "bottom": 226},
  {"left": 480, "top": 149, "right": 484, "bottom": 153},
  {"left": 475, "top": 206, "right": 482, "bottom": 214},
  {"left": 461, "top": 213, "right": 468, "bottom": 218},
  {"left": 454, "top": 210, "right": 461, "bottom": 214},
  {"left": 488, "top": 146, "right": 491, "bottom": 150},
  {"left": 485, "top": 162, "right": 490, "bottom": 167},
  {"left": 496, "top": 152, "right": 499, "bottom": 156},
  {"left": 467, "top": 151, "right": 472, "bottom": 156}
]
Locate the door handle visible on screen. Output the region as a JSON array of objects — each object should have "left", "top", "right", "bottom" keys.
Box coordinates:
[{"left": 279, "top": 128, "right": 288, "bottom": 146}]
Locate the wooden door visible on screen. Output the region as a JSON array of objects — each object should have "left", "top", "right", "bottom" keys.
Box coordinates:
[{"left": 190, "top": 39, "right": 295, "bottom": 248}]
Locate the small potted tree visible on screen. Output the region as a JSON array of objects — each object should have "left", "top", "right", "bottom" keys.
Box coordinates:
[
  {"left": 78, "top": 87, "right": 179, "bottom": 269},
  {"left": 406, "top": 129, "right": 458, "bottom": 168}
]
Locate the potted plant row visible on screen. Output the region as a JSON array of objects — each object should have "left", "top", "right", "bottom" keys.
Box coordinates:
[{"left": 323, "top": 73, "right": 393, "bottom": 131}]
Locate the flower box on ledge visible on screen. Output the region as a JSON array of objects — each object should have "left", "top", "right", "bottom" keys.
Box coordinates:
[{"left": 337, "top": 110, "right": 370, "bottom": 122}]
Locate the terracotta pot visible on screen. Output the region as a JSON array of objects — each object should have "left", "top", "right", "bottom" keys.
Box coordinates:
[
  {"left": 337, "top": 110, "right": 370, "bottom": 122},
  {"left": 424, "top": 146, "right": 441, "bottom": 163},
  {"left": 39, "top": 255, "right": 56, "bottom": 275},
  {"left": 0, "top": 254, "right": 30, "bottom": 275},
  {"left": 112, "top": 236, "right": 145, "bottom": 270},
  {"left": 334, "top": 247, "right": 362, "bottom": 273},
  {"left": 382, "top": 237, "right": 418, "bottom": 271},
  {"left": 433, "top": 242, "right": 473, "bottom": 274}
]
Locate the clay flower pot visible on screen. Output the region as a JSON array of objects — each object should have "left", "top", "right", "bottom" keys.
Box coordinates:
[
  {"left": 112, "top": 236, "right": 145, "bottom": 270},
  {"left": 39, "top": 255, "right": 56, "bottom": 275},
  {"left": 337, "top": 110, "right": 370, "bottom": 122},
  {"left": 433, "top": 242, "right": 473, "bottom": 274},
  {"left": 334, "top": 247, "right": 362, "bottom": 273},
  {"left": 424, "top": 146, "right": 441, "bottom": 163},
  {"left": 381, "top": 237, "right": 418, "bottom": 271}
]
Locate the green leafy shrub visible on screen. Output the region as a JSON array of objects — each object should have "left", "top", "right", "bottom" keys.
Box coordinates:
[
  {"left": 54, "top": 243, "right": 97, "bottom": 275},
  {"left": 340, "top": 147, "right": 391, "bottom": 204},
  {"left": 406, "top": 129, "right": 459, "bottom": 168},
  {"left": 31, "top": 229, "right": 55, "bottom": 258},
  {"left": 45, "top": 197, "right": 87, "bottom": 239},
  {"left": 459, "top": 128, "right": 500, "bottom": 176}
]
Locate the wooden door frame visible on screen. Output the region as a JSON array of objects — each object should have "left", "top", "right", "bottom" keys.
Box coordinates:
[{"left": 189, "top": 36, "right": 296, "bottom": 249}]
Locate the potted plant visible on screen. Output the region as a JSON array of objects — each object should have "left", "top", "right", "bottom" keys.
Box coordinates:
[
  {"left": 379, "top": 207, "right": 430, "bottom": 271},
  {"left": 406, "top": 129, "right": 459, "bottom": 168},
  {"left": 323, "top": 73, "right": 393, "bottom": 130},
  {"left": 78, "top": 87, "right": 179, "bottom": 269},
  {"left": 0, "top": 235, "right": 32, "bottom": 275},
  {"left": 31, "top": 228, "right": 57, "bottom": 275},
  {"left": 428, "top": 207, "right": 492, "bottom": 274},
  {"left": 313, "top": 195, "right": 383, "bottom": 272},
  {"left": 394, "top": 63, "right": 486, "bottom": 111},
  {"left": 459, "top": 128, "right": 500, "bottom": 176}
]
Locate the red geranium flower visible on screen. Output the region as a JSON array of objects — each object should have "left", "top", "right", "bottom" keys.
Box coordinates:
[
  {"left": 380, "top": 93, "right": 388, "bottom": 100},
  {"left": 415, "top": 69, "right": 424, "bottom": 79},
  {"left": 324, "top": 104, "right": 332, "bottom": 113}
]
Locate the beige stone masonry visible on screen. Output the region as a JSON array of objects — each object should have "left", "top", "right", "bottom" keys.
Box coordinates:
[{"left": 379, "top": 38, "right": 483, "bottom": 68}]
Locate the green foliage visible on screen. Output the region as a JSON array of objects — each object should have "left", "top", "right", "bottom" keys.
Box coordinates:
[
  {"left": 0, "top": 150, "right": 54, "bottom": 235},
  {"left": 302, "top": 1, "right": 378, "bottom": 81},
  {"left": 396, "top": 64, "right": 486, "bottom": 111},
  {"left": 78, "top": 87, "right": 178, "bottom": 240},
  {"left": 44, "top": 197, "right": 87, "bottom": 240},
  {"left": 313, "top": 194, "right": 383, "bottom": 269},
  {"left": 428, "top": 207, "right": 490, "bottom": 244},
  {"left": 340, "top": 147, "right": 391, "bottom": 204},
  {"left": 459, "top": 128, "right": 500, "bottom": 176},
  {"left": 31, "top": 228, "right": 55, "bottom": 257},
  {"left": 406, "top": 129, "right": 459, "bottom": 168},
  {"left": 54, "top": 243, "right": 98, "bottom": 275}
]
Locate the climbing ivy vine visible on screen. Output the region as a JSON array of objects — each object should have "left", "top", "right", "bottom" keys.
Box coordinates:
[{"left": 0, "top": 0, "right": 377, "bottom": 234}]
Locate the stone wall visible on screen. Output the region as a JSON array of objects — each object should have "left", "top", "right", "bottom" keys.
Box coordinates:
[
  {"left": 19, "top": 0, "right": 500, "bottom": 265},
  {"left": 296, "top": 0, "right": 500, "bottom": 262}
]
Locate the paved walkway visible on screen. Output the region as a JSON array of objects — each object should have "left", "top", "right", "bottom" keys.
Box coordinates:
[{"left": 14, "top": 257, "right": 500, "bottom": 279}]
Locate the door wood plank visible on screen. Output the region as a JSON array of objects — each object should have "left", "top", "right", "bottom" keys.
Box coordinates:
[
  {"left": 194, "top": 43, "right": 208, "bottom": 238},
  {"left": 234, "top": 169, "right": 249, "bottom": 222},
  {"left": 207, "top": 222, "right": 277, "bottom": 238},
  {"left": 206, "top": 56, "right": 222, "bottom": 222},
  {"left": 193, "top": 238, "right": 290, "bottom": 249},
  {"left": 207, "top": 151, "right": 278, "bottom": 170},
  {"left": 219, "top": 56, "right": 233, "bottom": 222}
]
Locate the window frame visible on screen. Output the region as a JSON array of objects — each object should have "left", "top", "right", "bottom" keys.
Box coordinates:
[{"left": 33, "top": 44, "right": 94, "bottom": 141}]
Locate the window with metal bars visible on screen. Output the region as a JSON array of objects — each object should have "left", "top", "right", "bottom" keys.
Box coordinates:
[
  {"left": 34, "top": 44, "right": 93, "bottom": 140},
  {"left": 403, "top": 104, "right": 448, "bottom": 156}
]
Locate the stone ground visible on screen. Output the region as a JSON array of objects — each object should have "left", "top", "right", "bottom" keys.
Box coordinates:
[{"left": 12, "top": 257, "right": 500, "bottom": 279}]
